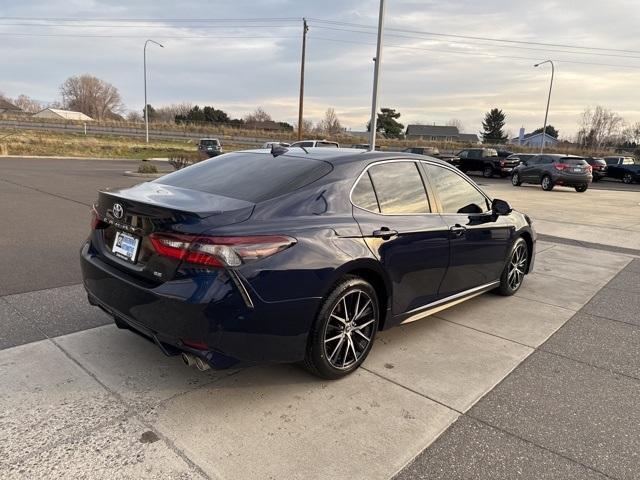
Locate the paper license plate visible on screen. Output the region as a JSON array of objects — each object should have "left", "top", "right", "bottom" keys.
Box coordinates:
[{"left": 112, "top": 231, "right": 140, "bottom": 263}]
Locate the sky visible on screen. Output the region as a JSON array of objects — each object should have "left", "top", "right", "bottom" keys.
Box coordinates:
[{"left": 1, "top": 0, "right": 639, "bottom": 139}]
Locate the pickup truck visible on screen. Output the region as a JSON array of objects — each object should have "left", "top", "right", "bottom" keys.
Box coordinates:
[
  {"left": 454, "top": 148, "right": 520, "bottom": 178},
  {"left": 603, "top": 156, "right": 640, "bottom": 184}
]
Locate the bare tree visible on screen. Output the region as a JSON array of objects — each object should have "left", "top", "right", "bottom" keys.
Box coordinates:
[
  {"left": 60, "top": 74, "right": 124, "bottom": 120},
  {"left": 152, "top": 103, "right": 193, "bottom": 123},
  {"left": 294, "top": 119, "right": 315, "bottom": 136},
  {"left": 576, "top": 105, "right": 624, "bottom": 148},
  {"left": 446, "top": 118, "right": 465, "bottom": 132},
  {"left": 12, "top": 94, "right": 43, "bottom": 113},
  {"left": 126, "top": 110, "right": 143, "bottom": 122},
  {"left": 317, "top": 108, "right": 343, "bottom": 135},
  {"left": 622, "top": 121, "right": 640, "bottom": 145},
  {"left": 244, "top": 107, "right": 273, "bottom": 124}
]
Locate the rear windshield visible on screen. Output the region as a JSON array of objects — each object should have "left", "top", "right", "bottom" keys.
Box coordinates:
[
  {"left": 155, "top": 152, "right": 332, "bottom": 203},
  {"left": 558, "top": 157, "right": 586, "bottom": 165},
  {"left": 200, "top": 140, "right": 219, "bottom": 146}
]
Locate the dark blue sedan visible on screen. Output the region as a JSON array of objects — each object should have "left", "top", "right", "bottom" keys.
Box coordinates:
[{"left": 81, "top": 148, "right": 535, "bottom": 379}]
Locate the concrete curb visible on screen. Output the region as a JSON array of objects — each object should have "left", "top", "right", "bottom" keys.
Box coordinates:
[
  {"left": 0, "top": 155, "right": 170, "bottom": 162},
  {"left": 123, "top": 170, "right": 170, "bottom": 178}
]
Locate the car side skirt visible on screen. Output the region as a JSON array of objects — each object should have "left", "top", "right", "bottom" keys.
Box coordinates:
[{"left": 398, "top": 281, "right": 501, "bottom": 325}]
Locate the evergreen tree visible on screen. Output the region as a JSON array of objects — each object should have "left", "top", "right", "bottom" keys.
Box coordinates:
[{"left": 482, "top": 108, "right": 508, "bottom": 144}]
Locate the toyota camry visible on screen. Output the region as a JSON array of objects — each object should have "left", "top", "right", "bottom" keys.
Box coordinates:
[{"left": 81, "top": 147, "right": 535, "bottom": 379}]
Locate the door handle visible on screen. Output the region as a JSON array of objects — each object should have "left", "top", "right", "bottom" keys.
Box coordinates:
[
  {"left": 372, "top": 227, "right": 398, "bottom": 239},
  {"left": 450, "top": 224, "right": 466, "bottom": 237}
]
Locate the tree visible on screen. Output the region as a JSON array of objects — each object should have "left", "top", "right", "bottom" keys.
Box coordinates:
[
  {"left": 531, "top": 125, "right": 559, "bottom": 138},
  {"left": 482, "top": 108, "right": 508, "bottom": 143},
  {"left": 446, "top": 118, "right": 465, "bottom": 132},
  {"left": 367, "top": 108, "right": 404, "bottom": 139},
  {"left": 144, "top": 104, "right": 157, "bottom": 122},
  {"left": 60, "top": 74, "right": 123, "bottom": 120},
  {"left": 576, "top": 105, "right": 624, "bottom": 148},
  {"left": 126, "top": 110, "right": 143, "bottom": 122},
  {"left": 12, "top": 94, "right": 43, "bottom": 113},
  {"left": 622, "top": 121, "right": 640, "bottom": 147},
  {"left": 317, "top": 108, "right": 342, "bottom": 135},
  {"left": 244, "top": 107, "right": 272, "bottom": 124}
]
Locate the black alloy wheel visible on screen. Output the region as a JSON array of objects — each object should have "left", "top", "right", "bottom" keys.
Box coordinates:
[{"left": 304, "top": 276, "right": 379, "bottom": 379}]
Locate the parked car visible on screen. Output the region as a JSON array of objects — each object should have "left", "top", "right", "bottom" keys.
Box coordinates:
[
  {"left": 352, "top": 144, "right": 381, "bottom": 150},
  {"left": 404, "top": 147, "right": 459, "bottom": 165},
  {"left": 506, "top": 153, "right": 536, "bottom": 166},
  {"left": 290, "top": 139, "right": 339, "bottom": 148},
  {"left": 456, "top": 148, "right": 520, "bottom": 177},
  {"left": 496, "top": 149, "right": 514, "bottom": 158},
  {"left": 262, "top": 141, "right": 290, "bottom": 148},
  {"left": 82, "top": 149, "right": 535, "bottom": 379},
  {"left": 403, "top": 146, "right": 440, "bottom": 156},
  {"left": 197, "top": 138, "right": 222, "bottom": 157},
  {"left": 584, "top": 157, "right": 607, "bottom": 182},
  {"left": 511, "top": 154, "right": 592, "bottom": 192},
  {"left": 603, "top": 156, "right": 640, "bottom": 184}
]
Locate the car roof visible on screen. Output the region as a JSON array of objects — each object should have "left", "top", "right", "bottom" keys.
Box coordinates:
[{"left": 236, "top": 147, "right": 452, "bottom": 166}]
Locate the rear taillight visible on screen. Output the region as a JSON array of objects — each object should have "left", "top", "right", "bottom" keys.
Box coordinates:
[
  {"left": 586, "top": 165, "right": 592, "bottom": 173},
  {"left": 554, "top": 163, "right": 568, "bottom": 171},
  {"left": 149, "top": 233, "right": 296, "bottom": 268},
  {"left": 90, "top": 205, "right": 108, "bottom": 230}
]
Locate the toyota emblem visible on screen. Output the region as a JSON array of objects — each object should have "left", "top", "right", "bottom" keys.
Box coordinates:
[{"left": 112, "top": 203, "right": 124, "bottom": 219}]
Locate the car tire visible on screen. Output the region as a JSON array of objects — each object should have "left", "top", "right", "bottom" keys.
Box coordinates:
[
  {"left": 303, "top": 276, "right": 379, "bottom": 379},
  {"left": 494, "top": 237, "right": 529, "bottom": 296},
  {"left": 483, "top": 164, "right": 494, "bottom": 178},
  {"left": 575, "top": 185, "right": 588, "bottom": 192},
  {"left": 623, "top": 173, "right": 634, "bottom": 184},
  {"left": 541, "top": 175, "right": 554, "bottom": 191},
  {"left": 511, "top": 172, "right": 522, "bottom": 186}
]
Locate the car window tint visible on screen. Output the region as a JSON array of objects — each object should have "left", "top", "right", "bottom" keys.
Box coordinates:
[
  {"left": 458, "top": 151, "right": 468, "bottom": 159},
  {"left": 423, "top": 163, "right": 489, "bottom": 214},
  {"left": 351, "top": 172, "right": 380, "bottom": 212},
  {"left": 317, "top": 142, "right": 338, "bottom": 148},
  {"left": 155, "top": 152, "right": 332, "bottom": 203},
  {"left": 368, "top": 162, "right": 430, "bottom": 214}
]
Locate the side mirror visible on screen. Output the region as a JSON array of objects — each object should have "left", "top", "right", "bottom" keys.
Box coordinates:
[
  {"left": 520, "top": 160, "right": 527, "bottom": 166},
  {"left": 492, "top": 198, "right": 512, "bottom": 215}
]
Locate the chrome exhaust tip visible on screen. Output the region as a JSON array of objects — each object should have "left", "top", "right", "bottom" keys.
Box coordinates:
[
  {"left": 194, "top": 356, "right": 211, "bottom": 371},
  {"left": 181, "top": 352, "right": 196, "bottom": 367}
]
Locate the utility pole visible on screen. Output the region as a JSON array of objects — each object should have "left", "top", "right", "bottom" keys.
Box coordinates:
[
  {"left": 534, "top": 60, "right": 554, "bottom": 153},
  {"left": 368, "top": 0, "right": 386, "bottom": 151},
  {"left": 297, "top": 18, "right": 309, "bottom": 141},
  {"left": 144, "top": 39, "right": 164, "bottom": 143}
]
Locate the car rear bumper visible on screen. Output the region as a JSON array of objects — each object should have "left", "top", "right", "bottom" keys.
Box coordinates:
[
  {"left": 552, "top": 173, "right": 592, "bottom": 186},
  {"left": 80, "top": 241, "right": 319, "bottom": 367}
]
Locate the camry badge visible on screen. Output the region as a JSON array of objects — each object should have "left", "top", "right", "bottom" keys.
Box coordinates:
[{"left": 112, "top": 203, "right": 124, "bottom": 219}]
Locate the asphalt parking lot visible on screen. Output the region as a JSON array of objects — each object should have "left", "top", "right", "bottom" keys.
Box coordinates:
[{"left": 1, "top": 157, "right": 639, "bottom": 479}]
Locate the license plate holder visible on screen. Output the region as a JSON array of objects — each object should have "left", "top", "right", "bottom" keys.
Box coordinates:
[
  {"left": 572, "top": 167, "right": 582, "bottom": 173},
  {"left": 112, "top": 231, "right": 140, "bottom": 263}
]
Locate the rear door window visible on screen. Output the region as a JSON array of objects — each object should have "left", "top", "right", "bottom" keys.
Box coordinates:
[
  {"left": 367, "top": 162, "right": 431, "bottom": 214},
  {"left": 351, "top": 172, "right": 380, "bottom": 212},
  {"left": 156, "top": 152, "right": 332, "bottom": 203}
]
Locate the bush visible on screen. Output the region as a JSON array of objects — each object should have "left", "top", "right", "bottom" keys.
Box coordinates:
[
  {"left": 137, "top": 162, "right": 158, "bottom": 174},
  {"left": 168, "top": 151, "right": 207, "bottom": 170}
]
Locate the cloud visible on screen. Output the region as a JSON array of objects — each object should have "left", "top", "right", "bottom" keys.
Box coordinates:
[{"left": 1, "top": 0, "right": 639, "bottom": 137}]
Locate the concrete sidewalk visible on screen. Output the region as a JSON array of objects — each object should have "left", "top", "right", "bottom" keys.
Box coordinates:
[
  {"left": 0, "top": 242, "right": 633, "bottom": 479},
  {"left": 395, "top": 258, "right": 640, "bottom": 480}
]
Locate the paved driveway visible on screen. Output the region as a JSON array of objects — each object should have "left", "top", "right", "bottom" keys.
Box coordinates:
[{"left": 1, "top": 157, "right": 638, "bottom": 479}]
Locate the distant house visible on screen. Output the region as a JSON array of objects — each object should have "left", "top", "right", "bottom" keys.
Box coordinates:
[
  {"left": 33, "top": 108, "right": 93, "bottom": 121},
  {"left": 0, "top": 98, "right": 25, "bottom": 115},
  {"left": 509, "top": 127, "right": 558, "bottom": 148},
  {"left": 405, "top": 124, "right": 479, "bottom": 143}
]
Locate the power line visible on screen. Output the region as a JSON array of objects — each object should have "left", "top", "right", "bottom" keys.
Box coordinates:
[
  {"left": 308, "top": 18, "right": 640, "bottom": 55},
  {"left": 309, "top": 24, "right": 640, "bottom": 60},
  {"left": 308, "top": 35, "right": 640, "bottom": 70},
  {"left": 0, "top": 32, "right": 298, "bottom": 40},
  {"left": 0, "top": 16, "right": 300, "bottom": 23}
]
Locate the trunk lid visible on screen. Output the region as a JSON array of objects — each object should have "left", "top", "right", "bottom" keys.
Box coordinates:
[{"left": 94, "top": 182, "right": 254, "bottom": 283}]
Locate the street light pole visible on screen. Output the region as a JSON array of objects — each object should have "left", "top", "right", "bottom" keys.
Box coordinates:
[
  {"left": 534, "top": 60, "right": 554, "bottom": 153},
  {"left": 368, "top": 0, "right": 386, "bottom": 151},
  {"left": 144, "top": 39, "right": 164, "bottom": 143}
]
